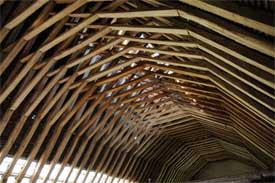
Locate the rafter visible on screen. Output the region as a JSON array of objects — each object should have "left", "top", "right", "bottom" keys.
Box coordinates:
[{"left": 0, "top": 1, "right": 274, "bottom": 183}]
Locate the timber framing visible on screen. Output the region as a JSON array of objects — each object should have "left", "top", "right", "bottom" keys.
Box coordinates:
[{"left": 0, "top": 0, "right": 274, "bottom": 183}]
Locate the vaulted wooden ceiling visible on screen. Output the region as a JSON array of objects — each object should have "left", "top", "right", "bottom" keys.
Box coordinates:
[{"left": 0, "top": 0, "right": 274, "bottom": 183}]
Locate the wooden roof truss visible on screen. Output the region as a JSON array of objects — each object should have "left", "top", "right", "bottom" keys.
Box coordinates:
[{"left": 0, "top": 0, "right": 274, "bottom": 182}]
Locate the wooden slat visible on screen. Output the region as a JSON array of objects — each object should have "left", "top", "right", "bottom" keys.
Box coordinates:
[{"left": 0, "top": 2, "right": 273, "bottom": 183}]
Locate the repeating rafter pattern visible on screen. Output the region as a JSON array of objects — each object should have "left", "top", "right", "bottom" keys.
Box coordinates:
[{"left": 0, "top": 0, "right": 274, "bottom": 182}]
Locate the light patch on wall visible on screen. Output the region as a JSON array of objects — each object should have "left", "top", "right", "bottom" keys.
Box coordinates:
[
  {"left": 0, "top": 157, "right": 130, "bottom": 183},
  {"left": 122, "top": 39, "right": 129, "bottom": 45},
  {"left": 118, "top": 30, "right": 124, "bottom": 35},
  {"left": 151, "top": 52, "right": 159, "bottom": 57}
]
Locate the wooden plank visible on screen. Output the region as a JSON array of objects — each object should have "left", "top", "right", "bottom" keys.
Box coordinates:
[
  {"left": 95, "top": 9, "right": 274, "bottom": 56},
  {"left": 84, "top": 25, "right": 272, "bottom": 75},
  {"left": 0, "top": 2, "right": 273, "bottom": 182},
  {"left": 180, "top": 0, "right": 274, "bottom": 36},
  {"left": 0, "top": 0, "right": 49, "bottom": 43}
]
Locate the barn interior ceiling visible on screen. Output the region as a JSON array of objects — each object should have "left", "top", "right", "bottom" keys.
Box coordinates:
[{"left": 0, "top": 0, "right": 274, "bottom": 182}]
